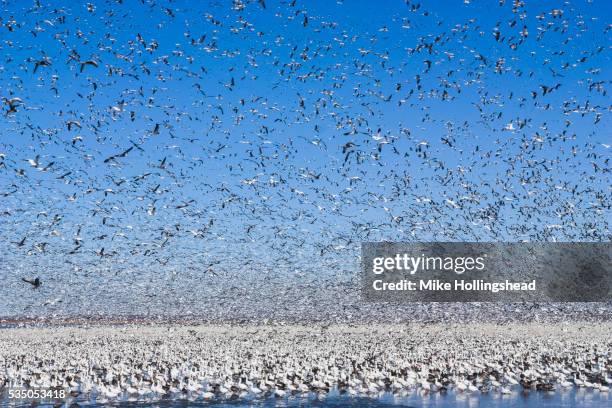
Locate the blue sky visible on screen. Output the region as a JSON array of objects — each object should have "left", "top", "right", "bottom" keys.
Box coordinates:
[{"left": 0, "top": 0, "right": 609, "bottom": 316}]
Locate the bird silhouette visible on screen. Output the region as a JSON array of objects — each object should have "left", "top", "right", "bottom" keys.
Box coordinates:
[{"left": 21, "top": 277, "right": 42, "bottom": 289}]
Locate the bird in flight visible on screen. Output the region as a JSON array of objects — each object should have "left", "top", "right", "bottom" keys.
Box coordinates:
[{"left": 21, "top": 277, "right": 42, "bottom": 289}]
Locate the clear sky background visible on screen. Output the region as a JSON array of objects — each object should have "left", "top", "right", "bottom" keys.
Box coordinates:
[{"left": 0, "top": 0, "right": 609, "bottom": 318}]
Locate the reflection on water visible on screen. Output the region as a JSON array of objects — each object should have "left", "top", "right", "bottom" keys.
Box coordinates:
[{"left": 3, "top": 388, "right": 611, "bottom": 408}]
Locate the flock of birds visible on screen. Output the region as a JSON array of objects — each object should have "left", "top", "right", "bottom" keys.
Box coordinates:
[
  {"left": 0, "top": 325, "right": 611, "bottom": 404},
  {"left": 0, "top": 0, "right": 610, "bottom": 320}
]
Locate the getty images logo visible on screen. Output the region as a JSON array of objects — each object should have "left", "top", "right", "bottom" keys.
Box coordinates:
[{"left": 372, "top": 253, "right": 486, "bottom": 275}]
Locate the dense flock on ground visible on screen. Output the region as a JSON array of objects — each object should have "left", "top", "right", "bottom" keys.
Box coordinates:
[{"left": 0, "top": 325, "right": 611, "bottom": 403}]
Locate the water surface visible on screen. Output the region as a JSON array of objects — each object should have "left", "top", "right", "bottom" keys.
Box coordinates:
[{"left": 4, "top": 388, "right": 611, "bottom": 408}]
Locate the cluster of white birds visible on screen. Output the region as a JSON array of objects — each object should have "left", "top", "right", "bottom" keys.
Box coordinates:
[
  {"left": 0, "top": 0, "right": 609, "bottom": 320},
  {"left": 0, "top": 324, "right": 610, "bottom": 403}
]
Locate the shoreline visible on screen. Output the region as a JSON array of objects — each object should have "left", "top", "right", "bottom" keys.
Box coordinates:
[
  {"left": 3, "top": 305, "right": 612, "bottom": 328},
  {"left": 1, "top": 321, "right": 612, "bottom": 334}
]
